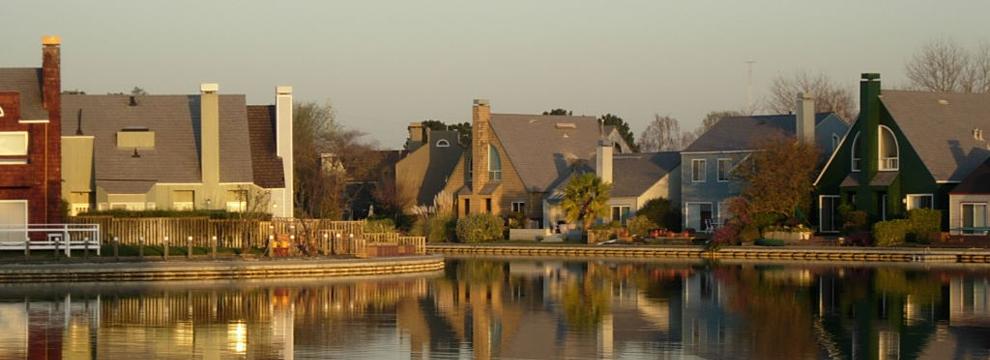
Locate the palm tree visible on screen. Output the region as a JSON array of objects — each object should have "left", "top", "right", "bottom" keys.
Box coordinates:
[{"left": 561, "top": 173, "right": 612, "bottom": 230}]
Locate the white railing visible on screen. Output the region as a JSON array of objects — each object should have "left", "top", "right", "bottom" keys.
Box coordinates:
[{"left": 0, "top": 224, "right": 101, "bottom": 257}]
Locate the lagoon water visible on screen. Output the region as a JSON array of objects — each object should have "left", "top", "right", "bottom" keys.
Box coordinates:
[{"left": 0, "top": 258, "right": 988, "bottom": 359}]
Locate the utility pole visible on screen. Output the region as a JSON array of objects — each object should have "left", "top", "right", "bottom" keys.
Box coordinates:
[{"left": 746, "top": 60, "right": 756, "bottom": 114}]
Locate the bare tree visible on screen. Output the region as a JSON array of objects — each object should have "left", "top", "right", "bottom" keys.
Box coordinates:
[
  {"left": 965, "top": 43, "right": 990, "bottom": 93},
  {"left": 700, "top": 110, "right": 742, "bottom": 133},
  {"left": 765, "top": 71, "right": 856, "bottom": 121},
  {"left": 906, "top": 39, "right": 973, "bottom": 93},
  {"left": 638, "top": 114, "right": 683, "bottom": 152}
]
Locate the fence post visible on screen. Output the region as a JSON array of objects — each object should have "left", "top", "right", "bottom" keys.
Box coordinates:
[
  {"left": 211, "top": 236, "right": 217, "bottom": 259},
  {"left": 54, "top": 237, "right": 61, "bottom": 260},
  {"left": 24, "top": 238, "right": 30, "bottom": 260},
  {"left": 113, "top": 237, "right": 119, "bottom": 261},
  {"left": 163, "top": 236, "right": 170, "bottom": 261},
  {"left": 84, "top": 237, "right": 90, "bottom": 260},
  {"left": 139, "top": 236, "right": 145, "bottom": 260},
  {"left": 323, "top": 233, "right": 330, "bottom": 256},
  {"left": 187, "top": 236, "right": 193, "bottom": 259},
  {"left": 267, "top": 235, "right": 274, "bottom": 257}
]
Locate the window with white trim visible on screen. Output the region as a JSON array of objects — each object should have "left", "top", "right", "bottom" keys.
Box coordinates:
[
  {"left": 488, "top": 145, "right": 501, "bottom": 182},
  {"left": 0, "top": 131, "right": 29, "bottom": 159},
  {"left": 717, "top": 158, "right": 731, "bottom": 182},
  {"left": 172, "top": 190, "right": 195, "bottom": 211},
  {"left": 850, "top": 132, "right": 861, "bottom": 172},
  {"left": 961, "top": 203, "right": 988, "bottom": 235},
  {"left": 436, "top": 139, "right": 450, "bottom": 148},
  {"left": 691, "top": 159, "right": 707, "bottom": 182},
  {"left": 511, "top": 201, "right": 525, "bottom": 213},
  {"left": 878, "top": 125, "right": 899, "bottom": 171},
  {"left": 611, "top": 206, "right": 631, "bottom": 224},
  {"left": 905, "top": 194, "right": 933, "bottom": 210}
]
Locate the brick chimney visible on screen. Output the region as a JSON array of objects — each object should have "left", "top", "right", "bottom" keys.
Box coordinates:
[
  {"left": 471, "top": 99, "right": 491, "bottom": 195},
  {"left": 276, "top": 86, "right": 294, "bottom": 218},
  {"left": 42, "top": 35, "right": 63, "bottom": 223},
  {"left": 795, "top": 92, "right": 815, "bottom": 144},
  {"left": 200, "top": 83, "right": 220, "bottom": 190}
]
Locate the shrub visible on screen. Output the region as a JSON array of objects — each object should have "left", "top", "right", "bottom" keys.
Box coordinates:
[
  {"left": 907, "top": 208, "right": 941, "bottom": 244},
  {"left": 755, "top": 239, "right": 786, "bottom": 246},
  {"left": 841, "top": 210, "right": 869, "bottom": 234},
  {"left": 456, "top": 214, "right": 503, "bottom": 243},
  {"left": 364, "top": 218, "right": 395, "bottom": 234},
  {"left": 711, "top": 223, "right": 740, "bottom": 246},
  {"left": 626, "top": 215, "right": 657, "bottom": 238},
  {"left": 506, "top": 212, "right": 527, "bottom": 229},
  {"left": 739, "top": 224, "right": 761, "bottom": 243},
  {"left": 873, "top": 219, "right": 911, "bottom": 246},
  {"left": 428, "top": 215, "right": 457, "bottom": 243},
  {"left": 636, "top": 198, "right": 682, "bottom": 231}
]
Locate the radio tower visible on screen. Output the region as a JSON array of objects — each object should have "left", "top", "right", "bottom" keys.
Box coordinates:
[{"left": 746, "top": 60, "right": 756, "bottom": 114}]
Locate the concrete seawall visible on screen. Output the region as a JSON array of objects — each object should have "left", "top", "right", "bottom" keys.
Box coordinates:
[
  {"left": 0, "top": 255, "right": 445, "bottom": 282},
  {"left": 428, "top": 244, "right": 990, "bottom": 264}
]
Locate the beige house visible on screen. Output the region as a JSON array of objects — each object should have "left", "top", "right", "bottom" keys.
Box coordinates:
[{"left": 60, "top": 84, "right": 294, "bottom": 217}]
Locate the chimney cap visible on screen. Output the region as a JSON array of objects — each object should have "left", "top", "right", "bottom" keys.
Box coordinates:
[
  {"left": 42, "top": 35, "right": 61, "bottom": 46},
  {"left": 473, "top": 99, "right": 490, "bottom": 106},
  {"left": 276, "top": 86, "right": 293, "bottom": 95},
  {"left": 200, "top": 83, "right": 219, "bottom": 93},
  {"left": 797, "top": 92, "right": 814, "bottom": 99},
  {"left": 861, "top": 73, "right": 881, "bottom": 81}
]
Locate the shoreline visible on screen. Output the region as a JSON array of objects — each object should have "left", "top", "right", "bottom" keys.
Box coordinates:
[
  {"left": 427, "top": 243, "right": 990, "bottom": 264},
  {"left": 0, "top": 255, "right": 445, "bottom": 282}
]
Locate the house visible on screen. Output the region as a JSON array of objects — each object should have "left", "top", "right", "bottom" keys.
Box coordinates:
[
  {"left": 60, "top": 84, "right": 295, "bottom": 217},
  {"left": 0, "top": 36, "right": 63, "bottom": 234},
  {"left": 394, "top": 123, "right": 464, "bottom": 211},
  {"left": 949, "top": 158, "right": 990, "bottom": 235},
  {"left": 681, "top": 94, "right": 849, "bottom": 232},
  {"left": 815, "top": 73, "right": 990, "bottom": 234}
]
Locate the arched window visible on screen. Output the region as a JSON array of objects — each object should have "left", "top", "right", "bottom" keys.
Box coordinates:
[
  {"left": 435, "top": 139, "right": 450, "bottom": 148},
  {"left": 878, "top": 125, "right": 899, "bottom": 171},
  {"left": 488, "top": 144, "right": 502, "bottom": 181},
  {"left": 850, "top": 132, "right": 861, "bottom": 172}
]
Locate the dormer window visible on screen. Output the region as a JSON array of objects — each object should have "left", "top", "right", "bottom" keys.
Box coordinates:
[
  {"left": 850, "top": 132, "right": 861, "bottom": 172},
  {"left": 436, "top": 139, "right": 450, "bottom": 148},
  {"left": 878, "top": 125, "right": 899, "bottom": 171}
]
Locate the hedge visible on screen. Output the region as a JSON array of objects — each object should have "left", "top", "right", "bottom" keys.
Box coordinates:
[
  {"left": 873, "top": 209, "right": 942, "bottom": 247},
  {"left": 873, "top": 219, "right": 911, "bottom": 247},
  {"left": 455, "top": 214, "right": 503, "bottom": 243}
]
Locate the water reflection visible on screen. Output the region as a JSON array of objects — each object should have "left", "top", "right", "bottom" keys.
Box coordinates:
[{"left": 0, "top": 260, "right": 989, "bottom": 359}]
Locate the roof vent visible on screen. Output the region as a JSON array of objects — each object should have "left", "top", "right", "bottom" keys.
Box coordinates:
[
  {"left": 938, "top": 99, "right": 950, "bottom": 105},
  {"left": 129, "top": 96, "right": 137, "bottom": 106},
  {"left": 555, "top": 122, "right": 577, "bottom": 129}
]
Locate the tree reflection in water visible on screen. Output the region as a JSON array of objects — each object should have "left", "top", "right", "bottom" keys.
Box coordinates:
[{"left": 0, "top": 260, "right": 988, "bottom": 359}]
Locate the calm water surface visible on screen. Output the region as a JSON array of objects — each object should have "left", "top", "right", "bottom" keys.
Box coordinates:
[{"left": 1, "top": 258, "right": 989, "bottom": 359}]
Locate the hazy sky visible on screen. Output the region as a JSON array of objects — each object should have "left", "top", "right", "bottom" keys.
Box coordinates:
[{"left": 4, "top": 1, "right": 988, "bottom": 148}]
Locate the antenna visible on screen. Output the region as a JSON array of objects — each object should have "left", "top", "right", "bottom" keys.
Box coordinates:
[{"left": 745, "top": 60, "right": 756, "bottom": 114}]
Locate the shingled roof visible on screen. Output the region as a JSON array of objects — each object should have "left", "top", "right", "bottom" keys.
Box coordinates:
[
  {"left": 880, "top": 90, "right": 990, "bottom": 182},
  {"left": 246, "top": 105, "right": 285, "bottom": 188},
  {"left": 0, "top": 68, "right": 48, "bottom": 120},
  {"left": 684, "top": 113, "right": 835, "bottom": 153},
  {"left": 62, "top": 94, "right": 254, "bottom": 193},
  {"left": 490, "top": 113, "right": 624, "bottom": 192},
  {"left": 951, "top": 158, "right": 990, "bottom": 194},
  {"left": 611, "top": 152, "right": 680, "bottom": 197}
]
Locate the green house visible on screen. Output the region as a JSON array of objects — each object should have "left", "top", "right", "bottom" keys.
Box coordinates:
[{"left": 814, "top": 73, "right": 990, "bottom": 233}]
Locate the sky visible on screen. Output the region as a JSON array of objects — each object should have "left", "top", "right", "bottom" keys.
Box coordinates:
[{"left": 3, "top": 1, "right": 988, "bottom": 148}]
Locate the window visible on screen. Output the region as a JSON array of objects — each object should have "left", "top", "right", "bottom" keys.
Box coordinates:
[
  {"left": 463, "top": 199, "right": 471, "bottom": 215},
  {"left": 0, "top": 200, "right": 28, "bottom": 243},
  {"left": 686, "top": 203, "right": 714, "bottom": 232},
  {"left": 819, "top": 195, "right": 840, "bottom": 233},
  {"left": 879, "top": 193, "right": 888, "bottom": 221},
  {"left": 850, "top": 132, "right": 862, "bottom": 172},
  {"left": 511, "top": 201, "right": 526, "bottom": 213},
  {"left": 832, "top": 134, "right": 840, "bottom": 152},
  {"left": 611, "top": 206, "right": 631, "bottom": 224},
  {"left": 691, "top": 159, "right": 707, "bottom": 182},
  {"left": 961, "top": 203, "right": 988, "bottom": 235},
  {"left": 488, "top": 145, "right": 502, "bottom": 182},
  {"left": 878, "top": 125, "right": 899, "bottom": 171},
  {"left": 70, "top": 203, "right": 90, "bottom": 216},
  {"left": 172, "top": 190, "right": 195, "bottom": 211},
  {"left": 0, "top": 131, "right": 29, "bottom": 161},
  {"left": 226, "top": 190, "right": 248, "bottom": 212},
  {"left": 110, "top": 202, "right": 145, "bottom": 211},
  {"left": 906, "top": 194, "right": 933, "bottom": 210},
  {"left": 466, "top": 156, "right": 473, "bottom": 182},
  {"left": 717, "top": 159, "right": 731, "bottom": 182},
  {"left": 485, "top": 198, "right": 492, "bottom": 213},
  {"left": 436, "top": 139, "right": 450, "bottom": 148}
]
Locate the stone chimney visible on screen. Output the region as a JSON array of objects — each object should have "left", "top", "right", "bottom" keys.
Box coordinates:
[
  {"left": 408, "top": 122, "right": 425, "bottom": 143},
  {"left": 795, "top": 92, "right": 815, "bottom": 144},
  {"left": 471, "top": 99, "right": 491, "bottom": 195},
  {"left": 596, "top": 139, "right": 613, "bottom": 184},
  {"left": 276, "top": 86, "right": 294, "bottom": 218},
  {"left": 200, "top": 83, "right": 220, "bottom": 190},
  {"left": 42, "top": 35, "right": 63, "bottom": 223},
  {"left": 42, "top": 35, "right": 61, "bottom": 113}
]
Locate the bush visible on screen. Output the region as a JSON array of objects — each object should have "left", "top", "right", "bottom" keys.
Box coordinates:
[
  {"left": 636, "top": 198, "right": 682, "bottom": 231},
  {"left": 755, "top": 239, "right": 786, "bottom": 246},
  {"left": 364, "top": 218, "right": 396, "bottom": 233},
  {"left": 841, "top": 210, "right": 869, "bottom": 234},
  {"left": 711, "top": 223, "right": 740, "bottom": 246},
  {"left": 907, "top": 208, "right": 941, "bottom": 244},
  {"left": 456, "top": 214, "right": 503, "bottom": 243},
  {"left": 739, "top": 224, "right": 761, "bottom": 243},
  {"left": 506, "top": 212, "right": 527, "bottom": 229},
  {"left": 626, "top": 215, "right": 657, "bottom": 238},
  {"left": 873, "top": 219, "right": 911, "bottom": 246}
]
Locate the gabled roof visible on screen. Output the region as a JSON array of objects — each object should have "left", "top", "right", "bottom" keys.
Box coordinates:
[
  {"left": 611, "top": 152, "right": 680, "bottom": 197},
  {"left": 246, "top": 105, "right": 285, "bottom": 188},
  {"left": 951, "top": 158, "right": 990, "bottom": 194},
  {"left": 0, "top": 68, "right": 48, "bottom": 120},
  {"left": 880, "top": 90, "right": 990, "bottom": 182},
  {"left": 684, "top": 113, "right": 835, "bottom": 153},
  {"left": 62, "top": 94, "right": 254, "bottom": 192},
  {"left": 490, "top": 113, "right": 624, "bottom": 192}
]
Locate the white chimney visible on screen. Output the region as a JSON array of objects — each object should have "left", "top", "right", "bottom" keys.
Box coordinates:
[
  {"left": 596, "top": 139, "right": 613, "bottom": 184},
  {"left": 200, "top": 83, "right": 220, "bottom": 188},
  {"left": 276, "top": 86, "right": 294, "bottom": 218},
  {"left": 796, "top": 92, "right": 815, "bottom": 144}
]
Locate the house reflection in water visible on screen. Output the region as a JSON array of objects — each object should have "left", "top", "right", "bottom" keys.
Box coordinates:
[{"left": 0, "top": 262, "right": 989, "bottom": 359}]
